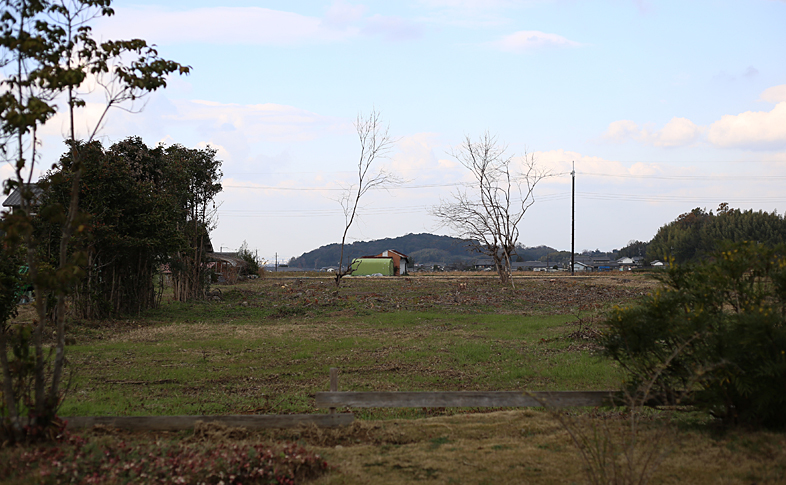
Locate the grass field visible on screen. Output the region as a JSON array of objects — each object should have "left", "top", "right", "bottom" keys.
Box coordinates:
[
  {"left": 5, "top": 272, "right": 785, "bottom": 484},
  {"left": 56, "top": 274, "right": 645, "bottom": 417}
]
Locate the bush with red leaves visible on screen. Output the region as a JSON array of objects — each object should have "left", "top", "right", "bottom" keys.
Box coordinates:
[{"left": 0, "top": 435, "right": 329, "bottom": 484}]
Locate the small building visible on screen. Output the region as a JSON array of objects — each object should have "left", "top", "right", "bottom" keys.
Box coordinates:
[
  {"left": 350, "top": 258, "right": 394, "bottom": 276},
  {"left": 207, "top": 252, "right": 247, "bottom": 284},
  {"left": 361, "top": 249, "right": 410, "bottom": 276},
  {"left": 573, "top": 262, "right": 592, "bottom": 272},
  {"left": 2, "top": 184, "right": 44, "bottom": 215},
  {"left": 512, "top": 261, "right": 550, "bottom": 272}
]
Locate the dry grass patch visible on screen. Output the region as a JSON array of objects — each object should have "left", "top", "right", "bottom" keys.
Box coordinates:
[{"left": 65, "top": 410, "right": 783, "bottom": 485}]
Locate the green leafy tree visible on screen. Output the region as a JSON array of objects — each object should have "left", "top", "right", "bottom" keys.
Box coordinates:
[
  {"left": 0, "top": 245, "right": 24, "bottom": 325},
  {"left": 617, "top": 240, "right": 648, "bottom": 259},
  {"left": 603, "top": 242, "right": 786, "bottom": 428},
  {"left": 237, "top": 241, "right": 260, "bottom": 276},
  {"left": 39, "top": 138, "right": 190, "bottom": 317},
  {"left": 647, "top": 205, "right": 786, "bottom": 264},
  {"left": 0, "top": 0, "right": 189, "bottom": 442},
  {"left": 165, "top": 144, "right": 222, "bottom": 301}
]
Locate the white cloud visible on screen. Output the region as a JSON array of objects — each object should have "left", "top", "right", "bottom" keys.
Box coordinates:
[
  {"left": 195, "top": 141, "right": 233, "bottom": 164},
  {"left": 603, "top": 117, "right": 702, "bottom": 148},
  {"left": 95, "top": 5, "right": 424, "bottom": 46},
  {"left": 647, "top": 117, "right": 702, "bottom": 147},
  {"left": 419, "top": 0, "right": 515, "bottom": 9},
  {"left": 488, "top": 30, "right": 581, "bottom": 53},
  {"left": 96, "top": 6, "right": 357, "bottom": 46},
  {"left": 362, "top": 15, "right": 424, "bottom": 41},
  {"left": 390, "top": 133, "right": 460, "bottom": 179},
  {"left": 760, "top": 84, "right": 786, "bottom": 103},
  {"left": 166, "top": 100, "right": 349, "bottom": 143},
  {"left": 603, "top": 120, "right": 640, "bottom": 143},
  {"left": 324, "top": 0, "right": 367, "bottom": 28},
  {"left": 707, "top": 102, "right": 786, "bottom": 150},
  {"left": 533, "top": 149, "right": 663, "bottom": 184}
]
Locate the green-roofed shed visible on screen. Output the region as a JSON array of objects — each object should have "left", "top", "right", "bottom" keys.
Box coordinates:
[{"left": 350, "top": 258, "right": 394, "bottom": 276}]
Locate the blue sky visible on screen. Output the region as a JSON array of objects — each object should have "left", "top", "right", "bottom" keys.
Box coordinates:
[{"left": 3, "top": 0, "right": 786, "bottom": 264}]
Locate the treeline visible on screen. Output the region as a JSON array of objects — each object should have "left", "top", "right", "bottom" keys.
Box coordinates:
[
  {"left": 37, "top": 137, "right": 222, "bottom": 318},
  {"left": 289, "top": 233, "right": 478, "bottom": 268},
  {"left": 647, "top": 204, "right": 786, "bottom": 264},
  {"left": 289, "top": 233, "right": 567, "bottom": 269}
]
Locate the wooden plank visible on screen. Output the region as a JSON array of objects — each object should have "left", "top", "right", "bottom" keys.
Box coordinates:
[
  {"left": 63, "top": 413, "right": 354, "bottom": 431},
  {"left": 315, "top": 391, "right": 617, "bottom": 409},
  {"left": 329, "top": 367, "right": 338, "bottom": 415}
]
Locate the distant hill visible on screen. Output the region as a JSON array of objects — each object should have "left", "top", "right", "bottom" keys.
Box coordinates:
[
  {"left": 289, "top": 234, "right": 564, "bottom": 269},
  {"left": 289, "top": 233, "right": 480, "bottom": 269}
]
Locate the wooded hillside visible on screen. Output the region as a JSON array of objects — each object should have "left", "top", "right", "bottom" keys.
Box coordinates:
[{"left": 289, "top": 234, "right": 562, "bottom": 269}]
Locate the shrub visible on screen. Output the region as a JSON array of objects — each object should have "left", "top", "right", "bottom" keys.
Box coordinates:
[
  {"left": 238, "top": 241, "right": 260, "bottom": 276},
  {"left": 602, "top": 242, "right": 786, "bottom": 428},
  {"left": 0, "top": 435, "right": 329, "bottom": 484}
]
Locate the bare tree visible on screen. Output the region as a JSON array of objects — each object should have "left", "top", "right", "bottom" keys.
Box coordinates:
[
  {"left": 334, "top": 109, "right": 399, "bottom": 287},
  {"left": 431, "top": 133, "right": 545, "bottom": 285}
]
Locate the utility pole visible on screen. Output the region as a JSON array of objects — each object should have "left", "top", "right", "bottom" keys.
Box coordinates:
[
  {"left": 275, "top": 252, "right": 278, "bottom": 272},
  {"left": 571, "top": 161, "right": 575, "bottom": 276}
]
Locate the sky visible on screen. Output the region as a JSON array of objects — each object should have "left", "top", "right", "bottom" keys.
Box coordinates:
[{"left": 2, "top": 0, "right": 786, "bottom": 264}]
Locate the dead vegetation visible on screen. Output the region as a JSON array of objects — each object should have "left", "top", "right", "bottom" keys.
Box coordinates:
[{"left": 71, "top": 410, "right": 786, "bottom": 484}]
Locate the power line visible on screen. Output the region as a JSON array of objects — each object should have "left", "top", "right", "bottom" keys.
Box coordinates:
[
  {"left": 222, "top": 182, "right": 469, "bottom": 191},
  {"left": 575, "top": 172, "right": 786, "bottom": 181}
]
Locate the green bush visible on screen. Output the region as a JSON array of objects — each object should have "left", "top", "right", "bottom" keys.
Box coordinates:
[
  {"left": 237, "top": 240, "right": 260, "bottom": 276},
  {"left": 602, "top": 242, "right": 786, "bottom": 428}
]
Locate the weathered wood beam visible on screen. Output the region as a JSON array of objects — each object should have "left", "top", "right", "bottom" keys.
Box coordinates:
[{"left": 315, "top": 391, "right": 617, "bottom": 409}]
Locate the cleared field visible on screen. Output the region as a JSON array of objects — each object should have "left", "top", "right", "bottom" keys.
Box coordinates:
[
  {"left": 7, "top": 273, "right": 784, "bottom": 484},
  {"left": 56, "top": 274, "right": 649, "bottom": 417}
]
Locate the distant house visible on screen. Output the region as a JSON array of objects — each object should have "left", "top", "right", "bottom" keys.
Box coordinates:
[
  {"left": 2, "top": 184, "right": 44, "bottom": 215},
  {"left": 616, "top": 256, "right": 644, "bottom": 271},
  {"left": 572, "top": 261, "right": 592, "bottom": 272},
  {"left": 207, "top": 252, "right": 247, "bottom": 284},
  {"left": 512, "top": 261, "right": 550, "bottom": 272}
]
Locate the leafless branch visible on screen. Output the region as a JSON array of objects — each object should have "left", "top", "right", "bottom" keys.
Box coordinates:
[
  {"left": 335, "top": 109, "right": 401, "bottom": 286},
  {"left": 431, "top": 132, "right": 546, "bottom": 284}
]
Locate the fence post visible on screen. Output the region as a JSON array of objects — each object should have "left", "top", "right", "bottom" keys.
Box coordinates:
[{"left": 329, "top": 367, "right": 338, "bottom": 414}]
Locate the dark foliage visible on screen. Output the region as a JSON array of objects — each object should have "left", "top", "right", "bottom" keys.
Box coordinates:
[
  {"left": 0, "top": 244, "right": 23, "bottom": 324},
  {"left": 617, "top": 240, "right": 649, "bottom": 259},
  {"left": 238, "top": 240, "right": 260, "bottom": 276},
  {"left": 602, "top": 242, "right": 786, "bottom": 428},
  {"left": 38, "top": 138, "right": 221, "bottom": 317},
  {"left": 647, "top": 204, "right": 786, "bottom": 264}
]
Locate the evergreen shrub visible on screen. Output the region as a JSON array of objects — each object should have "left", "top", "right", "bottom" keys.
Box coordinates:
[{"left": 602, "top": 242, "right": 786, "bottom": 428}]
